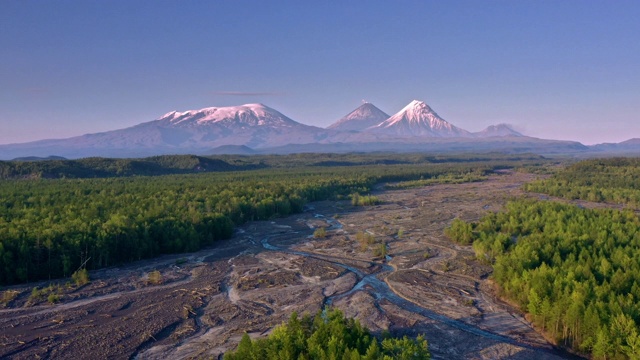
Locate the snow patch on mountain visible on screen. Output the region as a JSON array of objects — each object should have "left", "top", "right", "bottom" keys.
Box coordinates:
[{"left": 158, "top": 103, "right": 299, "bottom": 127}]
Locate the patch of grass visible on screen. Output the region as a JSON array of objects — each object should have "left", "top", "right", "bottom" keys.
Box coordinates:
[
  {"left": 373, "top": 242, "right": 388, "bottom": 258},
  {"left": 351, "top": 193, "right": 381, "bottom": 206},
  {"left": 441, "top": 261, "right": 451, "bottom": 272},
  {"left": 313, "top": 227, "right": 327, "bottom": 238},
  {"left": 29, "top": 285, "right": 63, "bottom": 305},
  {"left": 147, "top": 270, "right": 163, "bottom": 285},
  {"left": 1, "top": 290, "right": 19, "bottom": 306},
  {"left": 30, "top": 287, "right": 45, "bottom": 302},
  {"left": 48, "top": 293, "right": 60, "bottom": 304},
  {"left": 355, "top": 231, "right": 375, "bottom": 252},
  {"left": 386, "top": 173, "right": 487, "bottom": 190}
]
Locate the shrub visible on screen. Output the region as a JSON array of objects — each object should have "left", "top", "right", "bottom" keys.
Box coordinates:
[
  {"left": 442, "top": 261, "right": 451, "bottom": 272},
  {"left": 355, "top": 231, "right": 375, "bottom": 251},
  {"left": 373, "top": 242, "right": 388, "bottom": 258},
  {"left": 313, "top": 227, "right": 327, "bottom": 238},
  {"left": 444, "top": 218, "right": 474, "bottom": 245},
  {"left": 47, "top": 293, "right": 60, "bottom": 304},
  {"left": 71, "top": 268, "right": 90, "bottom": 286},
  {"left": 351, "top": 193, "right": 381, "bottom": 206},
  {"left": 30, "top": 287, "right": 44, "bottom": 301},
  {"left": 148, "top": 270, "right": 163, "bottom": 285}
]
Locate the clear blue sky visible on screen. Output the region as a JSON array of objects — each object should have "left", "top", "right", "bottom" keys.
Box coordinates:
[{"left": 1, "top": 0, "right": 639, "bottom": 145}]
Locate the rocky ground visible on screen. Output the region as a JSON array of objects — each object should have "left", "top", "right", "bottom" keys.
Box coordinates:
[{"left": 0, "top": 171, "right": 584, "bottom": 359}]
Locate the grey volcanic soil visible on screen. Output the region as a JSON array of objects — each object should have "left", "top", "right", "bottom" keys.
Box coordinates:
[{"left": 0, "top": 171, "right": 581, "bottom": 359}]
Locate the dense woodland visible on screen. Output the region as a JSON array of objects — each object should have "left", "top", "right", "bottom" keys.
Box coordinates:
[
  {"left": 524, "top": 157, "right": 640, "bottom": 207},
  {"left": 0, "top": 155, "right": 260, "bottom": 179},
  {"left": 0, "top": 153, "right": 545, "bottom": 179},
  {"left": 447, "top": 159, "right": 640, "bottom": 359},
  {"left": 0, "top": 154, "right": 546, "bottom": 285},
  {"left": 224, "top": 309, "right": 430, "bottom": 360}
]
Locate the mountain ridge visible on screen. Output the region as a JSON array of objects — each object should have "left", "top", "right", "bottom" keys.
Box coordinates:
[{"left": 0, "top": 101, "right": 635, "bottom": 159}]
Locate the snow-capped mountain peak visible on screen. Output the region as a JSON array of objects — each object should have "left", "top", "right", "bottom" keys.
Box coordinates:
[
  {"left": 158, "top": 103, "right": 298, "bottom": 127},
  {"left": 327, "top": 102, "right": 390, "bottom": 131},
  {"left": 367, "top": 100, "right": 471, "bottom": 137},
  {"left": 405, "top": 99, "right": 431, "bottom": 111},
  {"left": 386, "top": 100, "right": 436, "bottom": 125},
  {"left": 160, "top": 110, "right": 180, "bottom": 119}
]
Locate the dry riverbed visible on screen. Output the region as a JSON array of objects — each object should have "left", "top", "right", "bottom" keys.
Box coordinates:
[{"left": 0, "top": 171, "right": 583, "bottom": 360}]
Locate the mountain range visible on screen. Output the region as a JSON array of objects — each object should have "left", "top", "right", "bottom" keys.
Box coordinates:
[{"left": 0, "top": 100, "right": 637, "bottom": 160}]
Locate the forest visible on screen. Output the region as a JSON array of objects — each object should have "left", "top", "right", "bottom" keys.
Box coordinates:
[
  {"left": 0, "top": 152, "right": 545, "bottom": 179},
  {"left": 0, "top": 154, "right": 259, "bottom": 179},
  {"left": 524, "top": 157, "right": 640, "bottom": 207},
  {"left": 0, "top": 154, "right": 546, "bottom": 285},
  {"left": 446, "top": 157, "right": 640, "bottom": 359},
  {"left": 224, "top": 309, "right": 430, "bottom": 360}
]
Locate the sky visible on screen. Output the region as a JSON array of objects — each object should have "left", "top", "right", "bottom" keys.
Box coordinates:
[{"left": 1, "top": 0, "right": 639, "bottom": 145}]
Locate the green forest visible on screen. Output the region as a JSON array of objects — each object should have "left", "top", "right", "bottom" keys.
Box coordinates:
[
  {"left": 224, "top": 309, "right": 430, "bottom": 360},
  {"left": 0, "top": 155, "right": 256, "bottom": 179},
  {"left": 0, "top": 154, "right": 544, "bottom": 285},
  {"left": 0, "top": 153, "right": 545, "bottom": 180},
  {"left": 524, "top": 157, "right": 640, "bottom": 207},
  {"left": 446, "top": 158, "right": 640, "bottom": 359}
]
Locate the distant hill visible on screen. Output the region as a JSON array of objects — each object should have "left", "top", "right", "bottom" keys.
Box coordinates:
[
  {"left": 11, "top": 156, "right": 67, "bottom": 161},
  {"left": 588, "top": 138, "right": 640, "bottom": 154},
  {"left": 260, "top": 136, "right": 588, "bottom": 155},
  {"left": 209, "top": 145, "right": 257, "bottom": 155},
  {"left": 473, "top": 124, "right": 523, "bottom": 137},
  {"left": 0, "top": 155, "right": 262, "bottom": 179}
]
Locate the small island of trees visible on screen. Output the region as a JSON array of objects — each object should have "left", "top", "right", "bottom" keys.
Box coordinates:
[{"left": 224, "top": 309, "right": 430, "bottom": 360}]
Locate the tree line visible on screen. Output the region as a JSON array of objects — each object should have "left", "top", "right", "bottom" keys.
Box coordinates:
[
  {"left": 224, "top": 309, "right": 430, "bottom": 360},
  {"left": 0, "top": 155, "right": 259, "bottom": 179},
  {"left": 0, "top": 152, "right": 547, "bottom": 180},
  {"left": 447, "top": 199, "right": 640, "bottom": 359},
  {"left": 524, "top": 157, "right": 640, "bottom": 207},
  {"left": 0, "top": 158, "right": 538, "bottom": 285}
]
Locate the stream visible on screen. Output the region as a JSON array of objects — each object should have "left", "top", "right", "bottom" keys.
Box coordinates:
[{"left": 260, "top": 214, "right": 573, "bottom": 357}]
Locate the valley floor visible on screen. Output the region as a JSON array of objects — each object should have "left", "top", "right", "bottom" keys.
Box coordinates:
[{"left": 0, "top": 172, "right": 584, "bottom": 359}]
